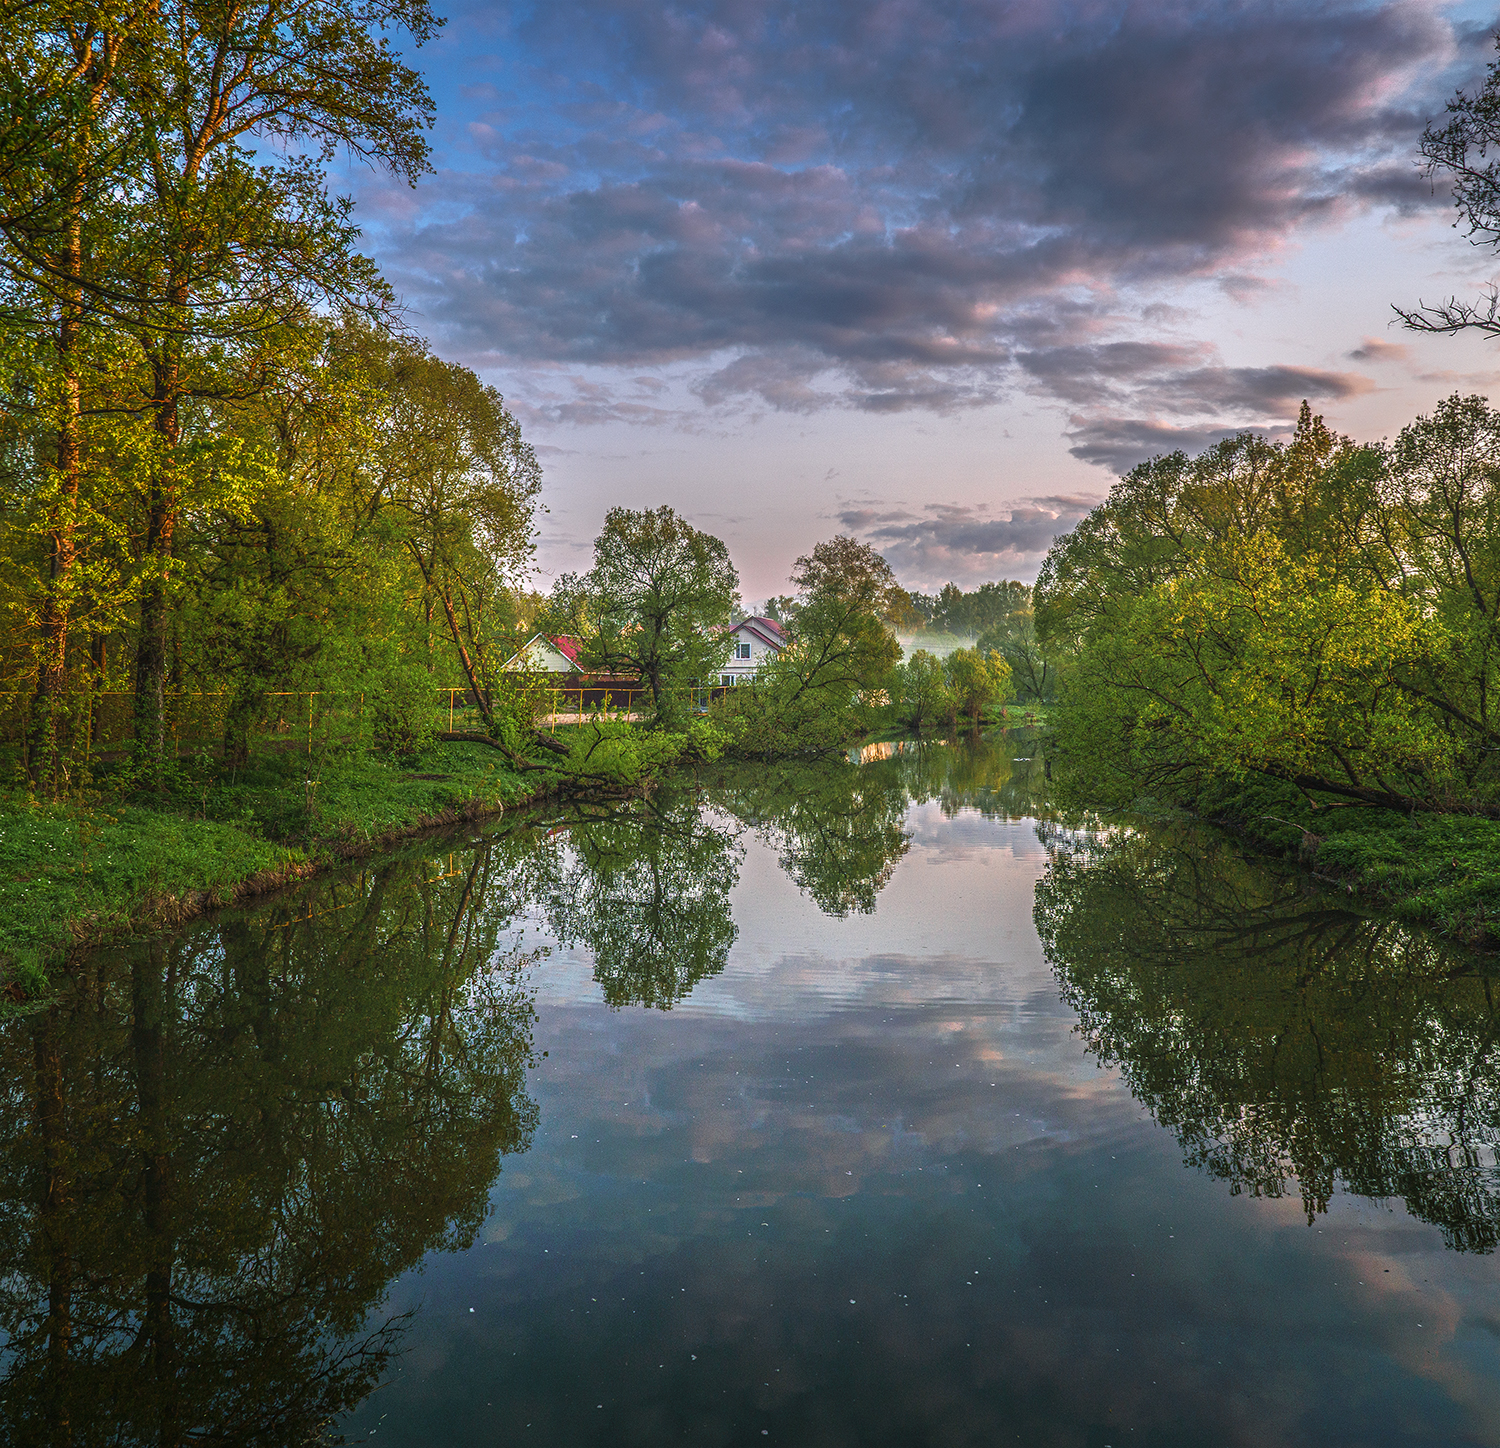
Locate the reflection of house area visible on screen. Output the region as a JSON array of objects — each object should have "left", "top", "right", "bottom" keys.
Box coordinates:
[
  {"left": 717, "top": 616, "right": 786, "bottom": 688},
  {"left": 849, "top": 738, "right": 939, "bottom": 764}
]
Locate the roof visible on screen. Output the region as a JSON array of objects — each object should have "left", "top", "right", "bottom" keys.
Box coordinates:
[
  {"left": 731, "top": 616, "right": 786, "bottom": 650},
  {"left": 502, "top": 632, "right": 584, "bottom": 671}
]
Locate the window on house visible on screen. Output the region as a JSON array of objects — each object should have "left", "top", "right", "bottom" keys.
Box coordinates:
[
  {"left": 737, "top": 642, "right": 752, "bottom": 659},
  {"left": 720, "top": 675, "right": 734, "bottom": 688}
]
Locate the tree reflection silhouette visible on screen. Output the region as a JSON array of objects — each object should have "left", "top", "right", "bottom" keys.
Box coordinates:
[
  {"left": 538, "top": 791, "right": 745, "bottom": 1008},
  {"left": 1036, "top": 825, "right": 1500, "bottom": 1251},
  {"left": 711, "top": 762, "right": 911, "bottom": 917},
  {"left": 0, "top": 849, "right": 538, "bottom": 1445}
]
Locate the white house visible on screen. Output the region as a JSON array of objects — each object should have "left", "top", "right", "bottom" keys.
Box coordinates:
[{"left": 719, "top": 616, "right": 786, "bottom": 687}]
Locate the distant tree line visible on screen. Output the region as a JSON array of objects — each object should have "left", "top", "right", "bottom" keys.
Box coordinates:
[
  {"left": 907, "top": 580, "right": 1029, "bottom": 637},
  {"left": 897, "top": 579, "right": 1060, "bottom": 705}
]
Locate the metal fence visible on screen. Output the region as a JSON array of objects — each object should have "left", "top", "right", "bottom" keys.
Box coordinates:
[
  {"left": 0, "top": 680, "right": 711, "bottom": 763},
  {"left": 0, "top": 689, "right": 380, "bottom": 762}
]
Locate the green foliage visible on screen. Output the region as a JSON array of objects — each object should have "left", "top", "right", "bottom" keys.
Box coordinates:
[
  {"left": 370, "top": 659, "right": 442, "bottom": 755},
  {"left": 1181, "top": 772, "right": 1500, "bottom": 943},
  {"left": 559, "top": 717, "right": 688, "bottom": 788},
  {"left": 943, "top": 646, "right": 1011, "bottom": 724},
  {"left": 0, "top": 0, "right": 552, "bottom": 795},
  {"left": 1037, "top": 397, "right": 1500, "bottom": 816},
  {"left": 891, "top": 649, "right": 950, "bottom": 732},
  {"left": 976, "top": 614, "right": 1061, "bottom": 702}
]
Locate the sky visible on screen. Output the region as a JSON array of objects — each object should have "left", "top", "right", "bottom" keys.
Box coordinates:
[{"left": 349, "top": 0, "right": 1500, "bottom": 602}]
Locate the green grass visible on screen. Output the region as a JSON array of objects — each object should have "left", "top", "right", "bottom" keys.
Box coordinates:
[
  {"left": 191, "top": 742, "right": 534, "bottom": 842},
  {"left": 0, "top": 802, "right": 291, "bottom": 984},
  {"left": 0, "top": 740, "right": 550, "bottom": 1005}
]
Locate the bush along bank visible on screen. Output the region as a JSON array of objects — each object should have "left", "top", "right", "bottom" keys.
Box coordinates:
[{"left": 0, "top": 716, "right": 729, "bottom": 1010}]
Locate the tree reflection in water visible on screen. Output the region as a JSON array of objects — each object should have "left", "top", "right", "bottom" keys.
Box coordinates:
[
  {"left": 533, "top": 791, "right": 745, "bottom": 1009},
  {"left": 533, "top": 752, "right": 937, "bottom": 999},
  {"left": 0, "top": 734, "right": 1050, "bottom": 1441},
  {"left": 1035, "top": 825, "right": 1500, "bottom": 1252},
  {"left": 0, "top": 847, "right": 538, "bottom": 1445},
  {"left": 710, "top": 763, "right": 910, "bottom": 917}
]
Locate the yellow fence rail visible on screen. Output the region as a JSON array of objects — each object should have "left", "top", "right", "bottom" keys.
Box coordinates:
[{"left": 0, "top": 682, "right": 726, "bottom": 761}]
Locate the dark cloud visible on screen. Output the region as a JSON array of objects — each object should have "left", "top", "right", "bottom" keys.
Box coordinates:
[
  {"left": 839, "top": 495, "right": 1103, "bottom": 588},
  {"left": 1064, "top": 418, "right": 1254, "bottom": 473},
  {"left": 1013, "top": 346, "right": 1374, "bottom": 468},
  {"left": 366, "top": 0, "right": 1469, "bottom": 438}
]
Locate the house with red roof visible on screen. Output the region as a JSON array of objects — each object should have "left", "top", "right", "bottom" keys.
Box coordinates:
[{"left": 719, "top": 616, "right": 786, "bottom": 687}]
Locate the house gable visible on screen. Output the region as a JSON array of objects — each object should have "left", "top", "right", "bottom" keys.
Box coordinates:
[
  {"left": 503, "top": 633, "right": 582, "bottom": 673},
  {"left": 718, "top": 617, "right": 786, "bottom": 683}
]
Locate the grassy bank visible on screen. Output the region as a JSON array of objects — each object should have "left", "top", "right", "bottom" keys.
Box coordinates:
[
  {"left": 1187, "top": 776, "right": 1500, "bottom": 945},
  {"left": 0, "top": 741, "right": 554, "bottom": 1004}
]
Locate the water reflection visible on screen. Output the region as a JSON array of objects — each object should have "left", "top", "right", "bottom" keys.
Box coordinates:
[
  {"left": 0, "top": 851, "right": 538, "bottom": 1445},
  {"left": 7, "top": 737, "right": 1500, "bottom": 1446},
  {"left": 1036, "top": 825, "right": 1500, "bottom": 1251},
  {"left": 532, "top": 794, "right": 744, "bottom": 1008},
  {"left": 709, "top": 762, "right": 910, "bottom": 917}
]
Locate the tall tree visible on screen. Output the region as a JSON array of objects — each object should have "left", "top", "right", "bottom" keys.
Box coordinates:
[
  {"left": 557, "top": 506, "right": 739, "bottom": 721},
  {"left": 723, "top": 536, "right": 903, "bottom": 757},
  {"left": 108, "top": 0, "right": 439, "bottom": 767},
  {"left": 364, "top": 330, "right": 541, "bottom": 730},
  {"left": 0, "top": 0, "right": 142, "bottom": 785}
]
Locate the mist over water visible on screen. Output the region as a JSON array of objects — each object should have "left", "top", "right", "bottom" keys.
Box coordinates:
[{"left": 5, "top": 737, "right": 1500, "bottom": 1445}]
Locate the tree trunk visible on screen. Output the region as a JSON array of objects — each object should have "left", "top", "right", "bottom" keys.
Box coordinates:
[
  {"left": 29, "top": 205, "right": 85, "bottom": 792},
  {"left": 409, "top": 544, "right": 494, "bottom": 729},
  {"left": 436, "top": 584, "right": 492, "bottom": 727},
  {"left": 134, "top": 371, "right": 180, "bottom": 777}
]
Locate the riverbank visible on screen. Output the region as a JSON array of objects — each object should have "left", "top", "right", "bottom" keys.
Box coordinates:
[
  {"left": 0, "top": 741, "right": 563, "bottom": 1005},
  {"left": 1, "top": 712, "right": 1043, "bottom": 1009},
  {"left": 1188, "top": 776, "right": 1500, "bottom": 946}
]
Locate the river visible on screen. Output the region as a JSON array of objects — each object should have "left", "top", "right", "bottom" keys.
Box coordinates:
[{"left": 4, "top": 735, "right": 1500, "bottom": 1445}]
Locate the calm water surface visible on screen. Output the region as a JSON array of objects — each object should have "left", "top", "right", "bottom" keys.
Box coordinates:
[{"left": 5, "top": 738, "right": 1500, "bottom": 1446}]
